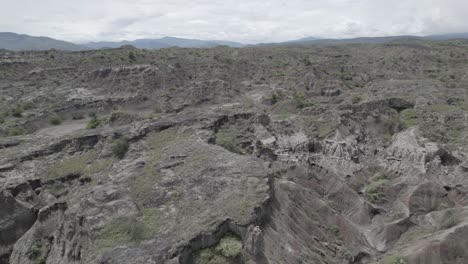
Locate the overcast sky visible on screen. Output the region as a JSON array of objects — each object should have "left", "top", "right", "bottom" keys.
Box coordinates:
[{"left": 1, "top": 0, "right": 468, "bottom": 43}]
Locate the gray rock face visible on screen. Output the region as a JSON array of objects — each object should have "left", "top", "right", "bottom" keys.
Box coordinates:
[{"left": 0, "top": 191, "right": 37, "bottom": 261}]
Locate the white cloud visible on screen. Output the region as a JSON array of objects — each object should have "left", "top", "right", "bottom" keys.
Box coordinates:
[{"left": 1, "top": 0, "right": 467, "bottom": 43}]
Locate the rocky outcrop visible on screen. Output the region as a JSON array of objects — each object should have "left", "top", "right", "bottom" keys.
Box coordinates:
[{"left": 0, "top": 191, "right": 37, "bottom": 261}]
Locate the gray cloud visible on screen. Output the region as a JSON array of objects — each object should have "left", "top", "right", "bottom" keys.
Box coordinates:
[{"left": 1, "top": 0, "right": 468, "bottom": 43}]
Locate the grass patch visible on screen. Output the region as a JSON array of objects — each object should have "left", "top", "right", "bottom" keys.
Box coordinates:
[
  {"left": 95, "top": 217, "right": 146, "bottom": 248},
  {"left": 95, "top": 208, "right": 163, "bottom": 248},
  {"left": 45, "top": 151, "right": 112, "bottom": 181},
  {"left": 142, "top": 208, "right": 162, "bottom": 233},
  {"left": 381, "top": 256, "right": 407, "bottom": 264},
  {"left": 440, "top": 215, "right": 459, "bottom": 230},
  {"left": 215, "top": 131, "right": 243, "bottom": 154},
  {"left": 351, "top": 94, "right": 362, "bottom": 104},
  {"left": 7, "top": 127, "right": 26, "bottom": 136},
  {"left": 318, "top": 120, "right": 339, "bottom": 138},
  {"left": 128, "top": 128, "right": 193, "bottom": 205},
  {"left": 400, "top": 109, "right": 420, "bottom": 128},
  {"left": 128, "top": 164, "right": 161, "bottom": 205}
]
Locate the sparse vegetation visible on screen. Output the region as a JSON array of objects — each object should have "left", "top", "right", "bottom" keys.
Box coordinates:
[
  {"left": 49, "top": 116, "right": 62, "bottom": 125},
  {"left": 328, "top": 225, "right": 342, "bottom": 239},
  {"left": 271, "top": 92, "right": 281, "bottom": 105},
  {"left": 11, "top": 106, "right": 23, "bottom": 117},
  {"left": 128, "top": 51, "right": 136, "bottom": 61},
  {"left": 112, "top": 137, "right": 129, "bottom": 159},
  {"left": 216, "top": 234, "right": 243, "bottom": 258},
  {"left": 129, "top": 164, "right": 161, "bottom": 205},
  {"left": 293, "top": 91, "right": 306, "bottom": 108},
  {"left": 365, "top": 176, "right": 389, "bottom": 203},
  {"left": 86, "top": 115, "right": 101, "bottom": 129},
  {"left": 216, "top": 135, "right": 243, "bottom": 154},
  {"left": 96, "top": 216, "right": 147, "bottom": 248},
  {"left": 8, "top": 127, "right": 26, "bottom": 136},
  {"left": 194, "top": 233, "right": 242, "bottom": 264},
  {"left": 440, "top": 215, "right": 459, "bottom": 229},
  {"left": 400, "top": 109, "right": 420, "bottom": 128},
  {"left": 45, "top": 151, "right": 112, "bottom": 181},
  {"left": 351, "top": 94, "right": 362, "bottom": 104},
  {"left": 382, "top": 256, "right": 407, "bottom": 264}
]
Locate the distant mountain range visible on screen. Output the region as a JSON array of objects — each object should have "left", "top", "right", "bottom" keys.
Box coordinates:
[
  {"left": 0, "top": 32, "right": 85, "bottom": 51},
  {"left": 85, "top": 36, "right": 245, "bottom": 49},
  {"left": 2, "top": 32, "right": 468, "bottom": 51}
]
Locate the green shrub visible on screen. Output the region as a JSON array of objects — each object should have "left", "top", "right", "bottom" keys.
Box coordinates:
[
  {"left": 128, "top": 51, "right": 136, "bottom": 61},
  {"left": 328, "top": 225, "right": 341, "bottom": 239},
  {"left": 216, "top": 234, "right": 242, "bottom": 258},
  {"left": 72, "top": 115, "right": 84, "bottom": 120},
  {"left": 293, "top": 92, "right": 306, "bottom": 108},
  {"left": 366, "top": 178, "right": 388, "bottom": 204},
  {"left": 271, "top": 93, "right": 280, "bottom": 105},
  {"left": 194, "top": 233, "right": 242, "bottom": 264},
  {"left": 112, "top": 138, "right": 129, "bottom": 159},
  {"left": 49, "top": 117, "right": 62, "bottom": 125},
  {"left": 11, "top": 106, "right": 23, "bottom": 117},
  {"left": 86, "top": 115, "right": 101, "bottom": 129}
]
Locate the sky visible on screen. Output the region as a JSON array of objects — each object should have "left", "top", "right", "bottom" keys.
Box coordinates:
[{"left": 1, "top": 0, "right": 468, "bottom": 43}]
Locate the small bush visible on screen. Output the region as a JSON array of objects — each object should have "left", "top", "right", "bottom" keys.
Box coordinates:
[
  {"left": 72, "top": 115, "right": 84, "bottom": 120},
  {"left": 271, "top": 93, "right": 280, "bottom": 105},
  {"left": 293, "top": 92, "right": 306, "bottom": 108},
  {"left": 216, "top": 234, "right": 242, "bottom": 258},
  {"left": 49, "top": 117, "right": 62, "bottom": 125},
  {"left": 11, "top": 106, "right": 23, "bottom": 117},
  {"left": 112, "top": 138, "right": 129, "bottom": 159},
  {"left": 365, "top": 179, "right": 388, "bottom": 204},
  {"left": 128, "top": 51, "right": 136, "bottom": 61},
  {"left": 328, "top": 225, "right": 341, "bottom": 239},
  {"left": 86, "top": 115, "right": 101, "bottom": 129}
]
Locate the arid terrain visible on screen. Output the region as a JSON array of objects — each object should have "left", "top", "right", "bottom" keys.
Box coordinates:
[{"left": 1, "top": 41, "right": 468, "bottom": 264}]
